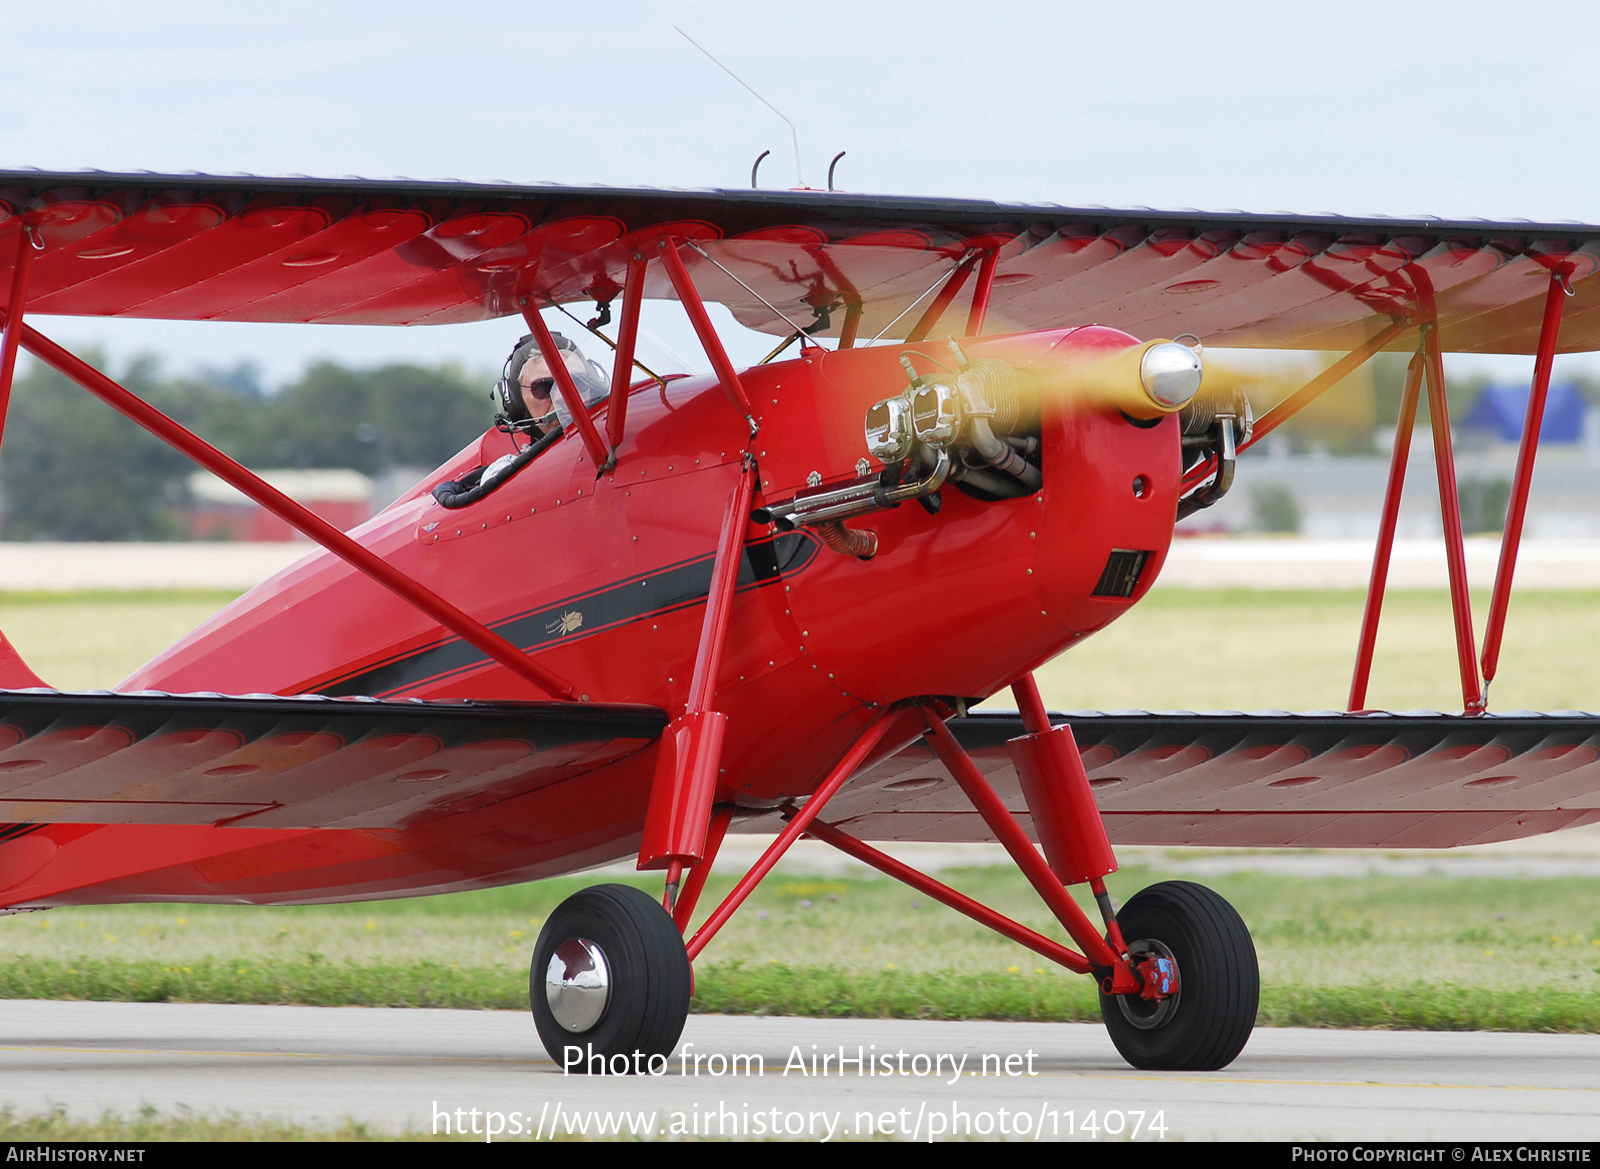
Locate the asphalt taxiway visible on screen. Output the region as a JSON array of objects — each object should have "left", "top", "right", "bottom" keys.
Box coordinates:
[{"left": 3, "top": 1000, "right": 1598, "bottom": 1141}]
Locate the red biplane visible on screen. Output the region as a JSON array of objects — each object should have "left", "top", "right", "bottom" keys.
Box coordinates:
[{"left": 0, "top": 170, "right": 1596, "bottom": 1073}]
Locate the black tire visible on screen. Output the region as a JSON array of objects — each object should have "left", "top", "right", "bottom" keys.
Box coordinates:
[
  {"left": 530, "top": 884, "right": 690, "bottom": 1072},
  {"left": 1098, "top": 880, "right": 1258, "bottom": 1071}
]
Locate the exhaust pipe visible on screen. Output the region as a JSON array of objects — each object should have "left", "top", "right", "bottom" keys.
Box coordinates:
[{"left": 753, "top": 450, "right": 951, "bottom": 531}]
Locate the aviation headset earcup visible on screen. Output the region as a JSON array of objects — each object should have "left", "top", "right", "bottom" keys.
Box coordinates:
[
  {"left": 495, "top": 377, "right": 529, "bottom": 422},
  {"left": 496, "top": 334, "right": 539, "bottom": 422}
]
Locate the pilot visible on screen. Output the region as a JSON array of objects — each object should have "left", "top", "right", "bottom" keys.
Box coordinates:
[{"left": 496, "top": 331, "right": 609, "bottom": 435}]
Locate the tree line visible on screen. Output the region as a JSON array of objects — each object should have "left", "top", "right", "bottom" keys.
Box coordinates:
[{"left": 0, "top": 353, "right": 494, "bottom": 540}]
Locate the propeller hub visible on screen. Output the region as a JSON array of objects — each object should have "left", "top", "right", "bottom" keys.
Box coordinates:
[{"left": 1140, "top": 342, "right": 1204, "bottom": 410}]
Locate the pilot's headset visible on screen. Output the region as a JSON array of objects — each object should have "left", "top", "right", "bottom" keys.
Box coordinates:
[{"left": 493, "top": 332, "right": 608, "bottom": 427}]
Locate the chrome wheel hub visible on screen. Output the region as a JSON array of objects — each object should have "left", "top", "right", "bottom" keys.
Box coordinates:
[{"left": 545, "top": 937, "right": 611, "bottom": 1033}]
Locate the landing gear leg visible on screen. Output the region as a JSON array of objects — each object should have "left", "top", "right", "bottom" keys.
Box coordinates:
[
  {"left": 530, "top": 884, "right": 691, "bottom": 1071},
  {"left": 1099, "top": 880, "right": 1259, "bottom": 1071}
]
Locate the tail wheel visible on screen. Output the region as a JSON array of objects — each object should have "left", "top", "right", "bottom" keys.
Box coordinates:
[
  {"left": 530, "top": 884, "right": 690, "bottom": 1071},
  {"left": 1098, "top": 880, "right": 1258, "bottom": 1071}
]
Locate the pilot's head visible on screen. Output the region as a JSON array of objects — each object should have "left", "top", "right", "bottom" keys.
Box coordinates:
[{"left": 497, "top": 332, "right": 604, "bottom": 425}]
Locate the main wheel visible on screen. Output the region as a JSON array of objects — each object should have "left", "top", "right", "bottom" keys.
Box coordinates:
[
  {"left": 530, "top": 884, "right": 691, "bottom": 1072},
  {"left": 1098, "top": 880, "right": 1258, "bottom": 1071}
]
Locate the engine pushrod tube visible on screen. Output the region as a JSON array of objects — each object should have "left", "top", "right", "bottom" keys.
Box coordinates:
[
  {"left": 1349, "top": 350, "right": 1424, "bottom": 711},
  {"left": 804, "top": 817, "right": 1093, "bottom": 974},
  {"left": 685, "top": 710, "right": 897, "bottom": 960},
  {"left": 11, "top": 317, "right": 579, "bottom": 702},
  {"left": 1482, "top": 270, "right": 1571, "bottom": 687},
  {"left": 921, "top": 711, "right": 1121, "bottom": 970}
]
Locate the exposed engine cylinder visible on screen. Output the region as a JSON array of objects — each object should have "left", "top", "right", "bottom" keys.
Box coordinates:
[
  {"left": 787, "top": 334, "right": 1208, "bottom": 555},
  {"left": 1175, "top": 386, "right": 1252, "bottom": 520},
  {"left": 866, "top": 357, "right": 1043, "bottom": 499},
  {"left": 1180, "top": 385, "right": 1253, "bottom": 441}
]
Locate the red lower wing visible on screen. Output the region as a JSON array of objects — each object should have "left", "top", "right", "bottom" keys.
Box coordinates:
[
  {"left": 792, "top": 712, "right": 1600, "bottom": 850},
  {"left": 6, "top": 702, "right": 1597, "bottom": 910}
]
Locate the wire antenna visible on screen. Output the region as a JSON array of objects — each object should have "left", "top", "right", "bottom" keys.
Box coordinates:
[{"left": 676, "top": 27, "right": 805, "bottom": 188}]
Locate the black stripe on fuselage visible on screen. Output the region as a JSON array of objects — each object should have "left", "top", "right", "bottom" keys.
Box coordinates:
[{"left": 316, "top": 531, "right": 820, "bottom": 698}]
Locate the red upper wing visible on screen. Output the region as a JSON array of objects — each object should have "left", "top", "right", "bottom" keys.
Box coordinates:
[{"left": 3, "top": 170, "right": 1598, "bottom": 353}]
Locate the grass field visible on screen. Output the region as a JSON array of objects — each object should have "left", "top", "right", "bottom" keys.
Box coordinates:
[
  {"left": 4, "top": 863, "right": 1597, "bottom": 1031},
  {"left": 0, "top": 589, "right": 238, "bottom": 691},
  {"left": 1, "top": 587, "right": 1598, "bottom": 1033},
  {"left": 1023, "top": 586, "right": 1600, "bottom": 714},
  {"left": 6, "top": 583, "right": 1600, "bottom": 710}
]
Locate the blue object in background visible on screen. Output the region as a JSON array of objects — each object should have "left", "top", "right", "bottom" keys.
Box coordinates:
[{"left": 1461, "top": 383, "right": 1587, "bottom": 443}]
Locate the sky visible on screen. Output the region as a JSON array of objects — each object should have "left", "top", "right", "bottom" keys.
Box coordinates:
[{"left": 2, "top": 0, "right": 1597, "bottom": 389}]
